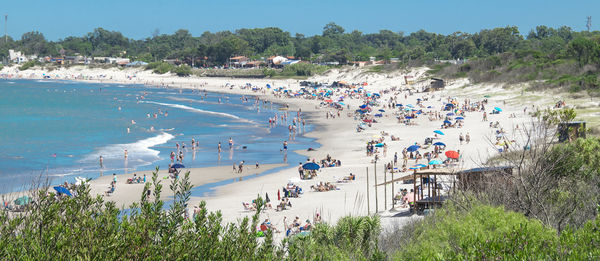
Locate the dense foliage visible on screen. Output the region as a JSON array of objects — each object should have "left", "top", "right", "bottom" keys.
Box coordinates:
[{"left": 386, "top": 202, "right": 600, "bottom": 260}]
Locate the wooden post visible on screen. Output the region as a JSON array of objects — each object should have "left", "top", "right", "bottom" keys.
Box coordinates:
[
  {"left": 413, "top": 170, "right": 417, "bottom": 213},
  {"left": 374, "top": 161, "right": 378, "bottom": 213},
  {"left": 384, "top": 164, "right": 387, "bottom": 210},
  {"left": 366, "top": 167, "right": 370, "bottom": 215},
  {"left": 391, "top": 167, "right": 395, "bottom": 210}
]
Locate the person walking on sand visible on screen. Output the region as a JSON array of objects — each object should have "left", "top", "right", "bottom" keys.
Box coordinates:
[
  {"left": 459, "top": 133, "right": 464, "bottom": 145},
  {"left": 466, "top": 132, "right": 471, "bottom": 144}
]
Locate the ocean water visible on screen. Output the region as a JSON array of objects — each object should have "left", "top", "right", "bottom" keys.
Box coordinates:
[{"left": 0, "top": 79, "right": 317, "bottom": 194}]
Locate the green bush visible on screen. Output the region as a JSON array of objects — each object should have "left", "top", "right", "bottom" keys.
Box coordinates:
[
  {"left": 173, "top": 64, "right": 192, "bottom": 77},
  {"left": 280, "top": 63, "right": 328, "bottom": 76},
  {"left": 19, "top": 60, "right": 38, "bottom": 71},
  {"left": 145, "top": 62, "right": 174, "bottom": 74}
]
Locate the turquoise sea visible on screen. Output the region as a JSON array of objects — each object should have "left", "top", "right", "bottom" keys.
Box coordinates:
[{"left": 0, "top": 79, "right": 316, "bottom": 194}]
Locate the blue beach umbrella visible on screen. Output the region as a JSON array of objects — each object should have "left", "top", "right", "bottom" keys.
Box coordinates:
[
  {"left": 406, "top": 104, "right": 414, "bottom": 108},
  {"left": 443, "top": 120, "right": 452, "bottom": 125},
  {"left": 407, "top": 145, "right": 420, "bottom": 152},
  {"left": 405, "top": 116, "right": 413, "bottom": 119},
  {"left": 359, "top": 104, "right": 368, "bottom": 109},
  {"left": 378, "top": 109, "right": 385, "bottom": 112},
  {"left": 427, "top": 106, "right": 432, "bottom": 108},
  {"left": 303, "top": 162, "right": 320, "bottom": 170},
  {"left": 53, "top": 186, "right": 72, "bottom": 196},
  {"left": 338, "top": 102, "right": 345, "bottom": 105},
  {"left": 456, "top": 116, "right": 464, "bottom": 120},
  {"left": 494, "top": 107, "right": 502, "bottom": 112},
  {"left": 447, "top": 113, "right": 454, "bottom": 116},
  {"left": 433, "top": 142, "right": 446, "bottom": 146},
  {"left": 171, "top": 163, "right": 185, "bottom": 169},
  {"left": 375, "top": 143, "right": 385, "bottom": 147},
  {"left": 396, "top": 104, "right": 403, "bottom": 107},
  {"left": 429, "top": 159, "right": 443, "bottom": 165},
  {"left": 417, "top": 164, "right": 427, "bottom": 168},
  {"left": 434, "top": 130, "right": 445, "bottom": 135},
  {"left": 374, "top": 113, "right": 383, "bottom": 117}
]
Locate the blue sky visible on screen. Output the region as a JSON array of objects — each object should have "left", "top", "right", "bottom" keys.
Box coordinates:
[{"left": 2, "top": 0, "right": 598, "bottom": 40}]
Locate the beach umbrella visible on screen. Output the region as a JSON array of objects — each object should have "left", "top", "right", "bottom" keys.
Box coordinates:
[
  {"left": 456, "top": 116, "right": 464, "bottom": 120},
  {"left": 433, "top": 142, "right": 446, "bottom": 146},
  {"left": 417, "top": 164, "right": 427, "bottom": 168},
  {"left": 447, "top": 112, "right": 454, "bottom": 116},
  {"left": 375, "top": 143, "right": 385, "bottom": 147},
  {"left": 406, "top": 104, "right": 414, "bottom": 108},
  {"left": 302, "top": 162, "right": 320, "bottom": 170},
  {"left": 409, "top": 165, "right": 421, "bottom": 170},
  {"left": 396, "top": 104, "right": 403, "bottom": 107},
  {"left": 484, "top": 95, "right": 491, "bottom": 98},
  {"left": 14, "top": 196, "right": 31, "bottom": 206},
  {"left": 417, "top": 98, "right": 422, "bottom": 101},
  {"left": 445, "top": 150, "right": 460, "bottom": 159},
  {"left": 325, "top": 99, "right": 333, "bottom": 103},
  {"left": 443, "top": 120, "right": 452, "bottom": 125},
  {"left": 429, "top": 159, "right": 443, "bottom": 165},
  {"left": 434, "top": 130, "right": 445, "bottom": 135},
  {"left": 378, "top": 109, "right": 385, "bottom": 112},
  {"left": 359, "top": 104, "right": 367, "bottom": 109},
  {"left": 405, "top": 116, "right": 413, "bottom": 119},
  {"left": 171, "top": 163, "right": 185, "bottom": 169},
  {"left": 407, "top": 145, "right": 420, "bottom": 152},
  {"left": 338, "top": 102, "right": 345, "bottom": 105},
  {"left": 53, "top": 186, "right": 72, "bottom": 197},
  {"left": 427, "top": 106, "right": 432, "bottom": 108},
  {"left": 374, "top": 113, "right": 383, "bottom": 117},
  {"left": 363, "top": 119, "right": 372, "bottom": 123},
  {"left": 494, "top": 107, "right": 502, "bottom": 112}
]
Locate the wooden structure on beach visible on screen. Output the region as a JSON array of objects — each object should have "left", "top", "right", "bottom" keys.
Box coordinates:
[{"left": 377, "top": 166, "right": 514, "bottom": 213}]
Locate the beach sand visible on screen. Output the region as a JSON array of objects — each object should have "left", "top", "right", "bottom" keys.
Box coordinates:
[{"left": 1, "top": 65, "right": 536, "bottom": 240}]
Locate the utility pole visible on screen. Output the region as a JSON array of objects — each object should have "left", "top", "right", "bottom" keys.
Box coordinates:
[
  {"left": 374, "top": 156, "right": 378, "bottom": 213},
  {"left": 4, "top": 15, "right": 7, "bottom": 44},
  {"left": 366, "top": 167, "right": 370, "bottom": 215},
  {"left": 587, "top": 16, "right": 592, "bottom": 32},
  {"left": 384, "top": 164, "right": 387, "bottom": 210}
]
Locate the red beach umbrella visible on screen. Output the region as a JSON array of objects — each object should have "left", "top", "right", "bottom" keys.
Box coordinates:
[{"left": 445, "top": 150, "right": 460, "bottom": 159}]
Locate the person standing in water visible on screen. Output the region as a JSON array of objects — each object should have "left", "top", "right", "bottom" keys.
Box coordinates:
[
  {"left": 124, "top": 150, "right": 128, "bottom": 159},
  {"left": 229, "top": 137, "right": 234, "bottom": 149},
  {"left": 218, "top": 142, "right": 222, "bottom": 153},
  {"left": 99, "top": 156, "right": 104, "bottom": 168},
  {"left": 283, "top": 141, "right": 288, "bottom": 152}
]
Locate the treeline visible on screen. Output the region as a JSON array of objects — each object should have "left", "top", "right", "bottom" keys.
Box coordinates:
[
  {"left": 0, "top": 24, "right": 591, "bottom": 65},
  {"left": 2, "top": 24, "right": 600, "bottom": 89}
]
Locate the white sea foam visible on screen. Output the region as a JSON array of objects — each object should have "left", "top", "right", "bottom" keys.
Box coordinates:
[
  {"left": 142, "top": 100, "right": 252, "bottom": 123},
  {"left": 81, "top": 132, "right": 174, "bottom": 162}
]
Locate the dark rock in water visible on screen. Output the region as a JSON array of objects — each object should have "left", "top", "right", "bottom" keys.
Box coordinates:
[{"left": 242, "top": 146, "right": 247, "bottom": 149}]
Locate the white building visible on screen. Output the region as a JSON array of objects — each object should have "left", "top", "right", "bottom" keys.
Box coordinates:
[{"left": 9, "top": 50, "right": 28, "bottom": 64}]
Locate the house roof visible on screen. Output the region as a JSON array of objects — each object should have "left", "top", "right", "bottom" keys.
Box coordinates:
[{"left": 230, "top": 56, "right": 246, "bottom": 60}]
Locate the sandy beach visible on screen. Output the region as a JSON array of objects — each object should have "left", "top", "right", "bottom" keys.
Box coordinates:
[{"left": 1, "top": 65, "right": 537, "bottom": 239}]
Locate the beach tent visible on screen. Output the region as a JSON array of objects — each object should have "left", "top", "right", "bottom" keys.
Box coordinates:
[
  {"left": 433, "top": 142, "right": 446, "bottom": 146},
  {"left": 407, "top": 145, "right": 420, "bottom": 152},
  {"left": 429, "top": 159, "right": 443, "bottom": 165},
  {"left": 302, "top": 162, "right": 320, "bottom": 170},
  {"left": 14, "top": 196, "right": 31, "bottom": 206},
  {"left": 434, "top": 130, "right": 445, "bottom": 135},
  {"left": 445, "top": 150, "right": 460, "bottom": 159},
  {"left": 53, "top": 186, "right": 72, "bottom": 196},
  {"left": 171, "top": 163, "right": 185, "bottom": 169},
  {"left": 494, "top": 107, "right": 502, "bottom": 112}
]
